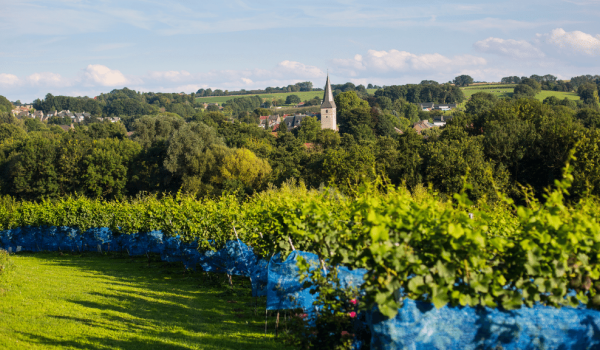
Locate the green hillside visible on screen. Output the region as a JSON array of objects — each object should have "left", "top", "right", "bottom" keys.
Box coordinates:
[
  {"left": 195, "top": 89, "right": 378, "bottom": 105},
  {"left": 461, "top": 84, "right": 581, "bottom": 102}
]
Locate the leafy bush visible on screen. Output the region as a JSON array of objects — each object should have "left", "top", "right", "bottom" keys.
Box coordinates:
[{"left": 279, "top": 260, "right": 368, "bottom": 350}]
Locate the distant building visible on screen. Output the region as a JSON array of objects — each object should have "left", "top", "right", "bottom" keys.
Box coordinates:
[
  {"left": 418, "top": 103, "right": 457, "bottom": 111},
  {"left": 320, "top": 75, "right": 336, "bottom": 130},
  {"left": 413, "top": 120, "right": 435, "bottom": 134}
]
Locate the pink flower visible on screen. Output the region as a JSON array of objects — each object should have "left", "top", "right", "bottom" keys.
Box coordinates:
[
  {"left": 348, "top": 311, "right": 357, "bottom": 318},
  {"left": 341, "top": 331, "right": 355, "bottom": 338},
  {"left": 349, "top": 299, "right": 358, "bottom": 305}
]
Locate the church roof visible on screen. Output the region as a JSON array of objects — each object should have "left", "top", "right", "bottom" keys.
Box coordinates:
[{"left": 321, "top": 75, "right": 336, "bottom": 109}]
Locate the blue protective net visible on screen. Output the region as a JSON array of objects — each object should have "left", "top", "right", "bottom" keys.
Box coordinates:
[
  {"left": 10, "top": 225, "right": 600, "bottom": 349},
  {"left": 250, "top": 258, "right": 270, "bottom": 297},
  {"left": 367, "top": 298, "right": 600, "bottom": 350},
  {"left": 267, "top": 251, "right": 323, "bottom": 311}
]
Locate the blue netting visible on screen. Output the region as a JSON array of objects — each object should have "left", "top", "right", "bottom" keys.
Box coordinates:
[
  {"left": 337, "top": 266, "right": 367, "bottom": 290},
  {"left": 124, "top": 231, "right": 164, "bottom": 256},
  {"left": 81, "top": 227, "right": 112, "bottom": 252},
  {"left": 0, "top": 228, "right": 14, "bottom": 251},
  {"left": 250, "top": 258, "right": 270, "bottom": 297},
  {"left": 267, "top": 251, "right": 323, "bottom": 311},
  {"left": 367, "top": 298, "right": 600, "bottom": 350}
]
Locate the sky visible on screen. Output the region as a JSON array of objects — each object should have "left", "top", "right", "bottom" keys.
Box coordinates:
[{"left": 1, "top": 0, "right": 600, "bottom": 102}]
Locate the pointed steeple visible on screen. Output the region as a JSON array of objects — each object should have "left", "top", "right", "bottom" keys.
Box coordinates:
[{"left": 321, "top": 74, "right": 336, "bottom": 109}]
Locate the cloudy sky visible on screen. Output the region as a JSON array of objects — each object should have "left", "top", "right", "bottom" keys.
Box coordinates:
[{"left": 1, "top": 0, "right": 599, "bottom": 102}]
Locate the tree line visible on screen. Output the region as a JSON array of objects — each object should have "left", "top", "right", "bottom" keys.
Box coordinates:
[{"left": 2, "top": 72, "right": 599, "bottom": 203}]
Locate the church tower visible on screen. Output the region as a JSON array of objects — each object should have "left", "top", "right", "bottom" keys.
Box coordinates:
[{"left": 320, "top": 75, "right": 337, "bottom": 130}]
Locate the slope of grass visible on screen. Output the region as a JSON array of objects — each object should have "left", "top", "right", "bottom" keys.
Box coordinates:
[
  {"left": 460, "top": 85, "right": 581, "bottom": 102},
  {"left": 461, "top": 86, "right": 515, "bottom": 99},
  {"left": 534, "top": 90, "right": 580, "bottom": 101},
  {"left": 195, "top": 89, "right": 378, "bottom": 105},
  {"left": 0, "top": 252, "right": 279, "bottom": 350}
]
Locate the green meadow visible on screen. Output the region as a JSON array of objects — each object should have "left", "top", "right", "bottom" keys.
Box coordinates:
[
  {"left": 195, "top": 89, "right": 379, "bottom": 105},
  {"left": 461, "top": 84, "right": 581, "bottom": 102},
  {"left": 0, "top": 252, "right": 279, "bottom": 350}
]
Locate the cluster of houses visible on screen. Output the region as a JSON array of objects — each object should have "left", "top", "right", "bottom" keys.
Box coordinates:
[
  {"left": 417, "top": 103, "right": 457, "bottom": 111},
  {"left": 259, "top": 113, "right": 318, "bottom": 131},
  {"left": 11, "top": 109, "right": 120, "bottom": 123}
]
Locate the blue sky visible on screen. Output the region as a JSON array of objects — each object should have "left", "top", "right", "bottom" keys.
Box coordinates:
[{"left": 1, "top": 0, "right": 600, "bottom": 102}]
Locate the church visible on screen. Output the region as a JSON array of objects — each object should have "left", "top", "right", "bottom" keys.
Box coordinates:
[{"left": 320, "top": 75, "right": 337, "bottom": 130}]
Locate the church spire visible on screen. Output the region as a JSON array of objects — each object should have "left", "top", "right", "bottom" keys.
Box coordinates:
[{"left": 321, "top": 74, "right": 336, "bottom": 109}]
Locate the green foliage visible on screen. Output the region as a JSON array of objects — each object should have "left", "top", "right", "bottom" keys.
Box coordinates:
[
  {"left": 5, "top": 160, "right": 600, "bottom": 323},
  {"left": 281, "top": 261, "right": 364, "bottom": 350},
  {"left": 286, "top": 95, "right": 301, "bottom": 105},
  {"left": 375, "top": 84, "right": 465, "bottom": 104},
  {"left": 453, "top": 75, "right": 474, "bottom": 87},
  {"left": 465, "top": 92, "right": 497, "bottom": 116},
  {"left": 0, "top": 96, "right": 14, "bottom": 114}
]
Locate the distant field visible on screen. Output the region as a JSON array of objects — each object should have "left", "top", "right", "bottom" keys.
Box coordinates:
[
  {"left": 534, "top": 90, "right": 580, "bottom": 101},
  {"left": 195, "top": 89, "right": 378, "bottom": 105},
  {"left": 461, "top": 85, "right": 581, "bottom": 102},
  {"left": 462, "top": 85, "right": 515, "bottom": 99}
]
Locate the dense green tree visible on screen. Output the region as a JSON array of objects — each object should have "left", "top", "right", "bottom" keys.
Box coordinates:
[
  {"left": 578, "top": 83, "right": 600, "bottom": 106},
  {"left": 424, "top": 135, "right": 509, "bottom": 201},
  {"left": 576, "top": 108, "right": 600, "bottom": 128},
  {"left": 465, "top": 92, "right": 497, "bottom": 116},
  {"left": 132, "top": 114, "right": 186, "bottom": 148},
  {"left": 82, "top": 138, "right": 141, "bottom": 199},
  {"left": 4, "top": 136, "right": 60, "bottom": 199},
  {"left": 83, "top": 122, "right": 128, "bottom": 140},
  {"left": 286, "top": 95, "right": 301, "bottom": 105},
  {"left": 335, "top": 91, "right": 374, "bottom": 139},
  {"left": 0, "top": 124, "right": 26, "bottom": 142},
  {"left": 0, "top": 95, "right": 13, "bottom": 113},
  {"left": 295, "top": 116, "right": 321, "bottom": 143},
  {"left": 512, "top": 85, "right": 536, "bottom": 99},
  {"left": 376, "top": 96, "right": 392, "bottom": 110},
  {"left": 453, "top": 75, "right": 474, "bottom": 87}
]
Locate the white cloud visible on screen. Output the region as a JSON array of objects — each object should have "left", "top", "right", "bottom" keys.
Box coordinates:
[
  {"left": 276, "top": 60, "right": 324, "bottom": 78},
  {"left": 82, "top": 64, "right": 129, "bottom": 86},
  {"left": 1, "top": 60, "right": 326, "bottom": 101},
  {"left": 542, "top": 28, "right": 600, "bottom": 56},
  {"left": 474, "top": 37, "right": 545, "bottom": 59},
  {"left": 0, "top": 73, "right": 20, "bottom": 86},
  {"left": 27, "top": 72, "right": 66, "bottom": 86},
  {"left": 333, "top": 49, "right": 486, "bottom": 77},
  {"left": 147, "top": 70, "right": 192, "bottom": 82}
]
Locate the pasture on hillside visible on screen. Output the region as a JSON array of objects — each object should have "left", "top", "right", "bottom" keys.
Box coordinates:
[
  {"left": 0, "top": 252, "right": 278, "bottom": 350},
  {"left": 461, "top": 84, "right": 581, "bottom": 102},
  {"left": 195, "top": 89, "right": 378, "bottom": 105}
]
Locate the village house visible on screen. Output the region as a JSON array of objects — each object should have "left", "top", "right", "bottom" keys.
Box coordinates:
[
  {"left": 413, "top": 120, "right": 435, "bottom": 134},
  {"left": 418, "top": 103, "right": 457, "bottom": 111}
]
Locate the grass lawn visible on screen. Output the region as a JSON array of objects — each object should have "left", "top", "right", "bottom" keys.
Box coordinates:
[
  {"left": 460, "top": 85, "right": 581, "bottom": 103},
  {"left": 534, "top": 90, "right": 580, "bottom": 101},
  {"left": 461, "top": 86, "right": 515, "bottom": 99},
  {"left": 195, "top": 89, "right": 378, "bottom": 105},
  {"left": 0, "top": 252, "right": 280, "bottom": 350}
]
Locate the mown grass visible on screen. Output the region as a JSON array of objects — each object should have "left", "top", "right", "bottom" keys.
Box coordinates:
[
  {"left": 534, "top": 90, "right": 580, "bottom": 101},
  {"left": 460, "top": 86, "right": 581, "bottom": 102},
  {"left": 195, "top": 89, "right": 378, "bottom": 105},
  {"left": 0, "top": 252, "right": 280, "bottom": 350}
]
